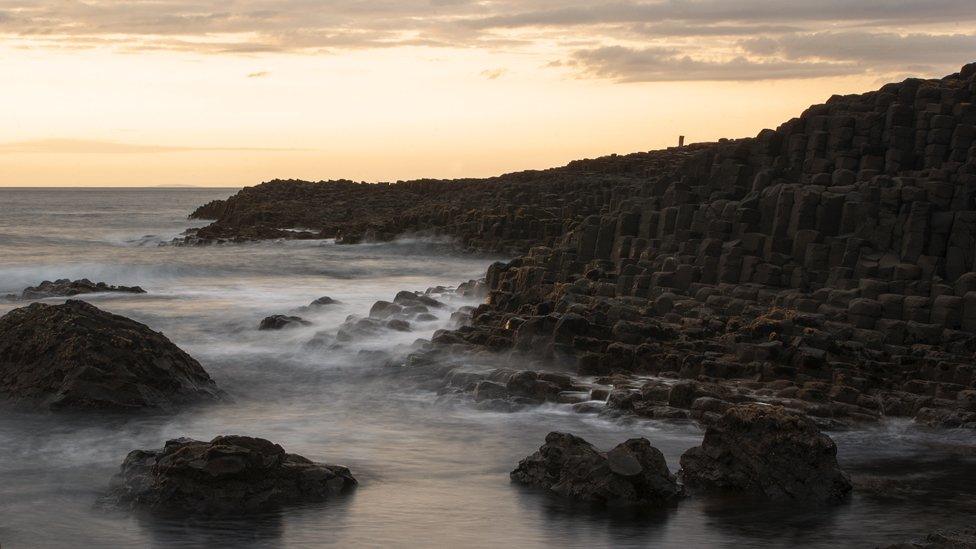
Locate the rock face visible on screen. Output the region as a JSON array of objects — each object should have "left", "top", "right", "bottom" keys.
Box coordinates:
[
  {"left": 0, "top": 300, "right": 220, "bottom": 410},
  {"left": 679, "top": 404, "right": 852, "bottom": 503},
  {"left": 107, "top": 435, "right": 357, "bottom": 514},
  {"left": 511, "top": 431, "right": 682, "bottom": 506},
  {"left": 188, "top": 64, "right": 976, "bottom": 427},
  {"left": 19, "top": 278, "right": 146, "bottom": 299},
  {"left": 258, "top": 314, "right": 311, "bottom": 330}
]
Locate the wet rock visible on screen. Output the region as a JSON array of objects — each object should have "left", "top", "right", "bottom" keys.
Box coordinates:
[
  {"left": 387, "top": 319, "right": 412, "bottom": 332},
  {"left": 20, "top": 278, "right": 146, "bottom": 299},
  {"left": 393, "top": 291, "right": 444, "bottom": 309},
  {"left": 880, "top": 527, "right": 976, "bottom": 548},
  {"left": 0, "top": 300, "right": 220, "bottom": 410},
  {"left": 308, "top": 296, "right": 340, "bottom": 307},
  {"left": 679, "top": 404, "right": 852, "bottom": 503},
  {"left": 106, "top": 435, "right": 356, "bottom": 515},
  {"left": 473, "top": 380, "right": 509, "bottom": 402},
  {"left": 259, "top": 315, "right": 311, "bottom": 330},
  {"left": 369, "top": 301, "right": 403, "bottom": 319},
  {"left": 336, "top": 317, "right": 384, "bottom": 341},
  {"left": 303, "top": 331, "right": 335, "bottom": 350},
  {"left": 511, "top": 432, "right": 682, "bottom": 506}
]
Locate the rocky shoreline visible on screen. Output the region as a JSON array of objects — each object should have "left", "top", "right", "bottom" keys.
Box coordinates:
[
  {"left": 182, "top": 63, "right": 976, "bottom": 430},
  {"left": 1, "top": 64, "right": 974, "bottom": 546}
]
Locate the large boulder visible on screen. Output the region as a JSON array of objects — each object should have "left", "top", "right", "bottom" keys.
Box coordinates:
[
  {"left": 679, "top": 404, "right": 852, "bottom": 503},
  {"left": 0, "top": 300, "right": 220, "bottom": 410},
  {"left": 511, "top": 431, "right": 682, "bottom": 506},
  {"left": 20, "top": 278, "right": 146, "bottom": 299},
  {"left": 106, "top": 435, "right": 357, "bottom": 514}
]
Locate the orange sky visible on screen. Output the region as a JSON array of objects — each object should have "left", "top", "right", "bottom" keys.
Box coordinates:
[{"left": 0, "top": 1, "right": 973, "bottom": 186}]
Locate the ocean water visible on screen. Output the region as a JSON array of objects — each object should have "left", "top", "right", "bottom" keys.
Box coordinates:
[{"left": 0, "top": 187, "right": 973, "bottom": 548}]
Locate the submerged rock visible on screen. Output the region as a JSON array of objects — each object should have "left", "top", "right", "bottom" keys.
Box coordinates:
[
  {"left": 511, "top": 431, "right": 682, "bottom": 506},
  {"left": 0, "top": 300, "right": 220, "bottom": 410},
  {"left": 107, "top": 435, "right": 357, "bottom": 515},
  {"left": 679, "top": 404, "right": 852, "bottom": 503},
  {"left": 20, "top": 278, "right": 146, "bottom": 299},
  {"left": 258, "top": 314, "right": 311, "bottom": 330},
  {"left": 308, "top": 296, "right": 340, "bottom": 307}
]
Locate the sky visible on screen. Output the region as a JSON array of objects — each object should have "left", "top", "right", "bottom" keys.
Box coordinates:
[{"left": 0, "top": 1, "right": 974, "bottom": 187}]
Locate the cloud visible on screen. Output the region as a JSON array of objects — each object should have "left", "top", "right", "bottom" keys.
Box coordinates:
[
  {"left": 0, "top": 1, "right": 973, "bottom": 82},
  {"left": 247, "top": 70, "right": 270, "bottom": 78},
  {"left": 570, "top": 47, "right": 861, "bottom": 82},
  {"left": 462, "top": 0, "right": 976, "bottom": 29},
  {"left": 0, "top": 139, "right": 309, "bottom": 154},
  {"left": 480, "top": 68, "right": 507, "bottom": 80},
  {"left": 742, "top": 31, "right": 976, "bottom": 67}
]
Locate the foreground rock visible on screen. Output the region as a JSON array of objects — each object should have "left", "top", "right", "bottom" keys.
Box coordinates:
[
  {"left": 882, "top": 527, "right": 976, "bottom": 548},
  {"left": 107, "top": 435, "right": 357, "bottom": 515},
  {"left": 679, "top": 404, "right": 852, "bottom": 503},
  {"left": 0, "top": 300, "right": 220, "bottom": 410},
  {"left": 19, "top": 278, "right": 146, "bottom": 299},
  {"left": 511, "top": 431, "right": 682, "bottom": 506}
]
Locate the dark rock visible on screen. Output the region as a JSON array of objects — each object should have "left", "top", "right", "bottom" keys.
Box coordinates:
[
  {"left": 369, "top": 301, "right": 402, "bottom": 319},
  {"left": 258, "top": 315, "right": 311, "bottom": 330},
  {"left": 880, "top": 527, "right": 976, "bottom": 548},
  {"left": 680, "top": 404, "right": 852, "bottom": 503},
  {"left": 308, "top": 296, "right": 340, "bottom": 307},
  {"left": 336, "top": 317, "right": 384, "bottom": 341},
  {"left": 387, "top": 319, "right": 412, "bottom": 332},
  {"left": 393, "top": 291, "right": 444, "bottom": 308},
  {"left": 511, "top": 432, "right": 682, "bottom": 506},
  {"left": 20, "top": 278, "right": 146, "bottom": 299},
  {"left": 106, "top": 435, "right": 356, "bottom": 515},
  {"left": 473, "top": 380, "right": 509, "bottom": 402},
  {"left": 0, "top": 300, "right": 219, "bottom": 410}
]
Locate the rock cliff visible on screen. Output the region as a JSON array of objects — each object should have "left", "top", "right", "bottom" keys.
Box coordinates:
[{"left": 190, "top": 63, "right": 976, "bottom": 427}]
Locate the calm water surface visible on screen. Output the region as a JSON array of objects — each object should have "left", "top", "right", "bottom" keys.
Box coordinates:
[{"left": 0, "top": 188, "right": 973, "bottom": 548}]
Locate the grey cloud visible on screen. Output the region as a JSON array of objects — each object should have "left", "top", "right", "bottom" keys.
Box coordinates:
[
  {"left": 629, "top": 22, "right": 803, "bottom": 38},
  {"left": 570, "top": 46, "right": 862, "bottom": 82},
  {"left": 742, "top": 31, "right": 976, "bottom": 67},
  {"left": 463, "top": 0, "right": 976, "bottom": 29},
  {"left": 0, "top": 1, "right": 972, "bottom": 82}
]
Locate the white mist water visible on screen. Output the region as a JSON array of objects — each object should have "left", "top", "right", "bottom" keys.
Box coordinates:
[{"left": 0, "top": 188, "right": 973, "bottom": 548}]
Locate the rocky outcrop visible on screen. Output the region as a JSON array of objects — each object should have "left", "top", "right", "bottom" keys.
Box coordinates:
[
  {"left": 679, "top": 404, "right": 852, "bottom": 503},
  {"left": 189, "top": 64, "right": 976, "bottom": 428},
  {"left": 18, "top": 278, "right": 146, "bottom": 299},
  {"left": 0, "top": 300, "right": 220, "bottom": 410},
  {"left": 511, "top": 431, "right": 682, "bottom": 506},
  {"left": 106, "top": 435, "right": 356, "bottom": 514},
  {"left": 258, "top": 314, "right": 311, "bottom": 330}
]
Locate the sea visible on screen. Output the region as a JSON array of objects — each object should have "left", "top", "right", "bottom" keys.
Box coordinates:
[{"left": 0, "top": 187, "right": 973, "bottom": 548}]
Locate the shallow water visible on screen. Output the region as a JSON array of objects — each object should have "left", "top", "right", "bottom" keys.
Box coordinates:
[{"left": 0, "top": 188, "right": 974, "bottom": 548}]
